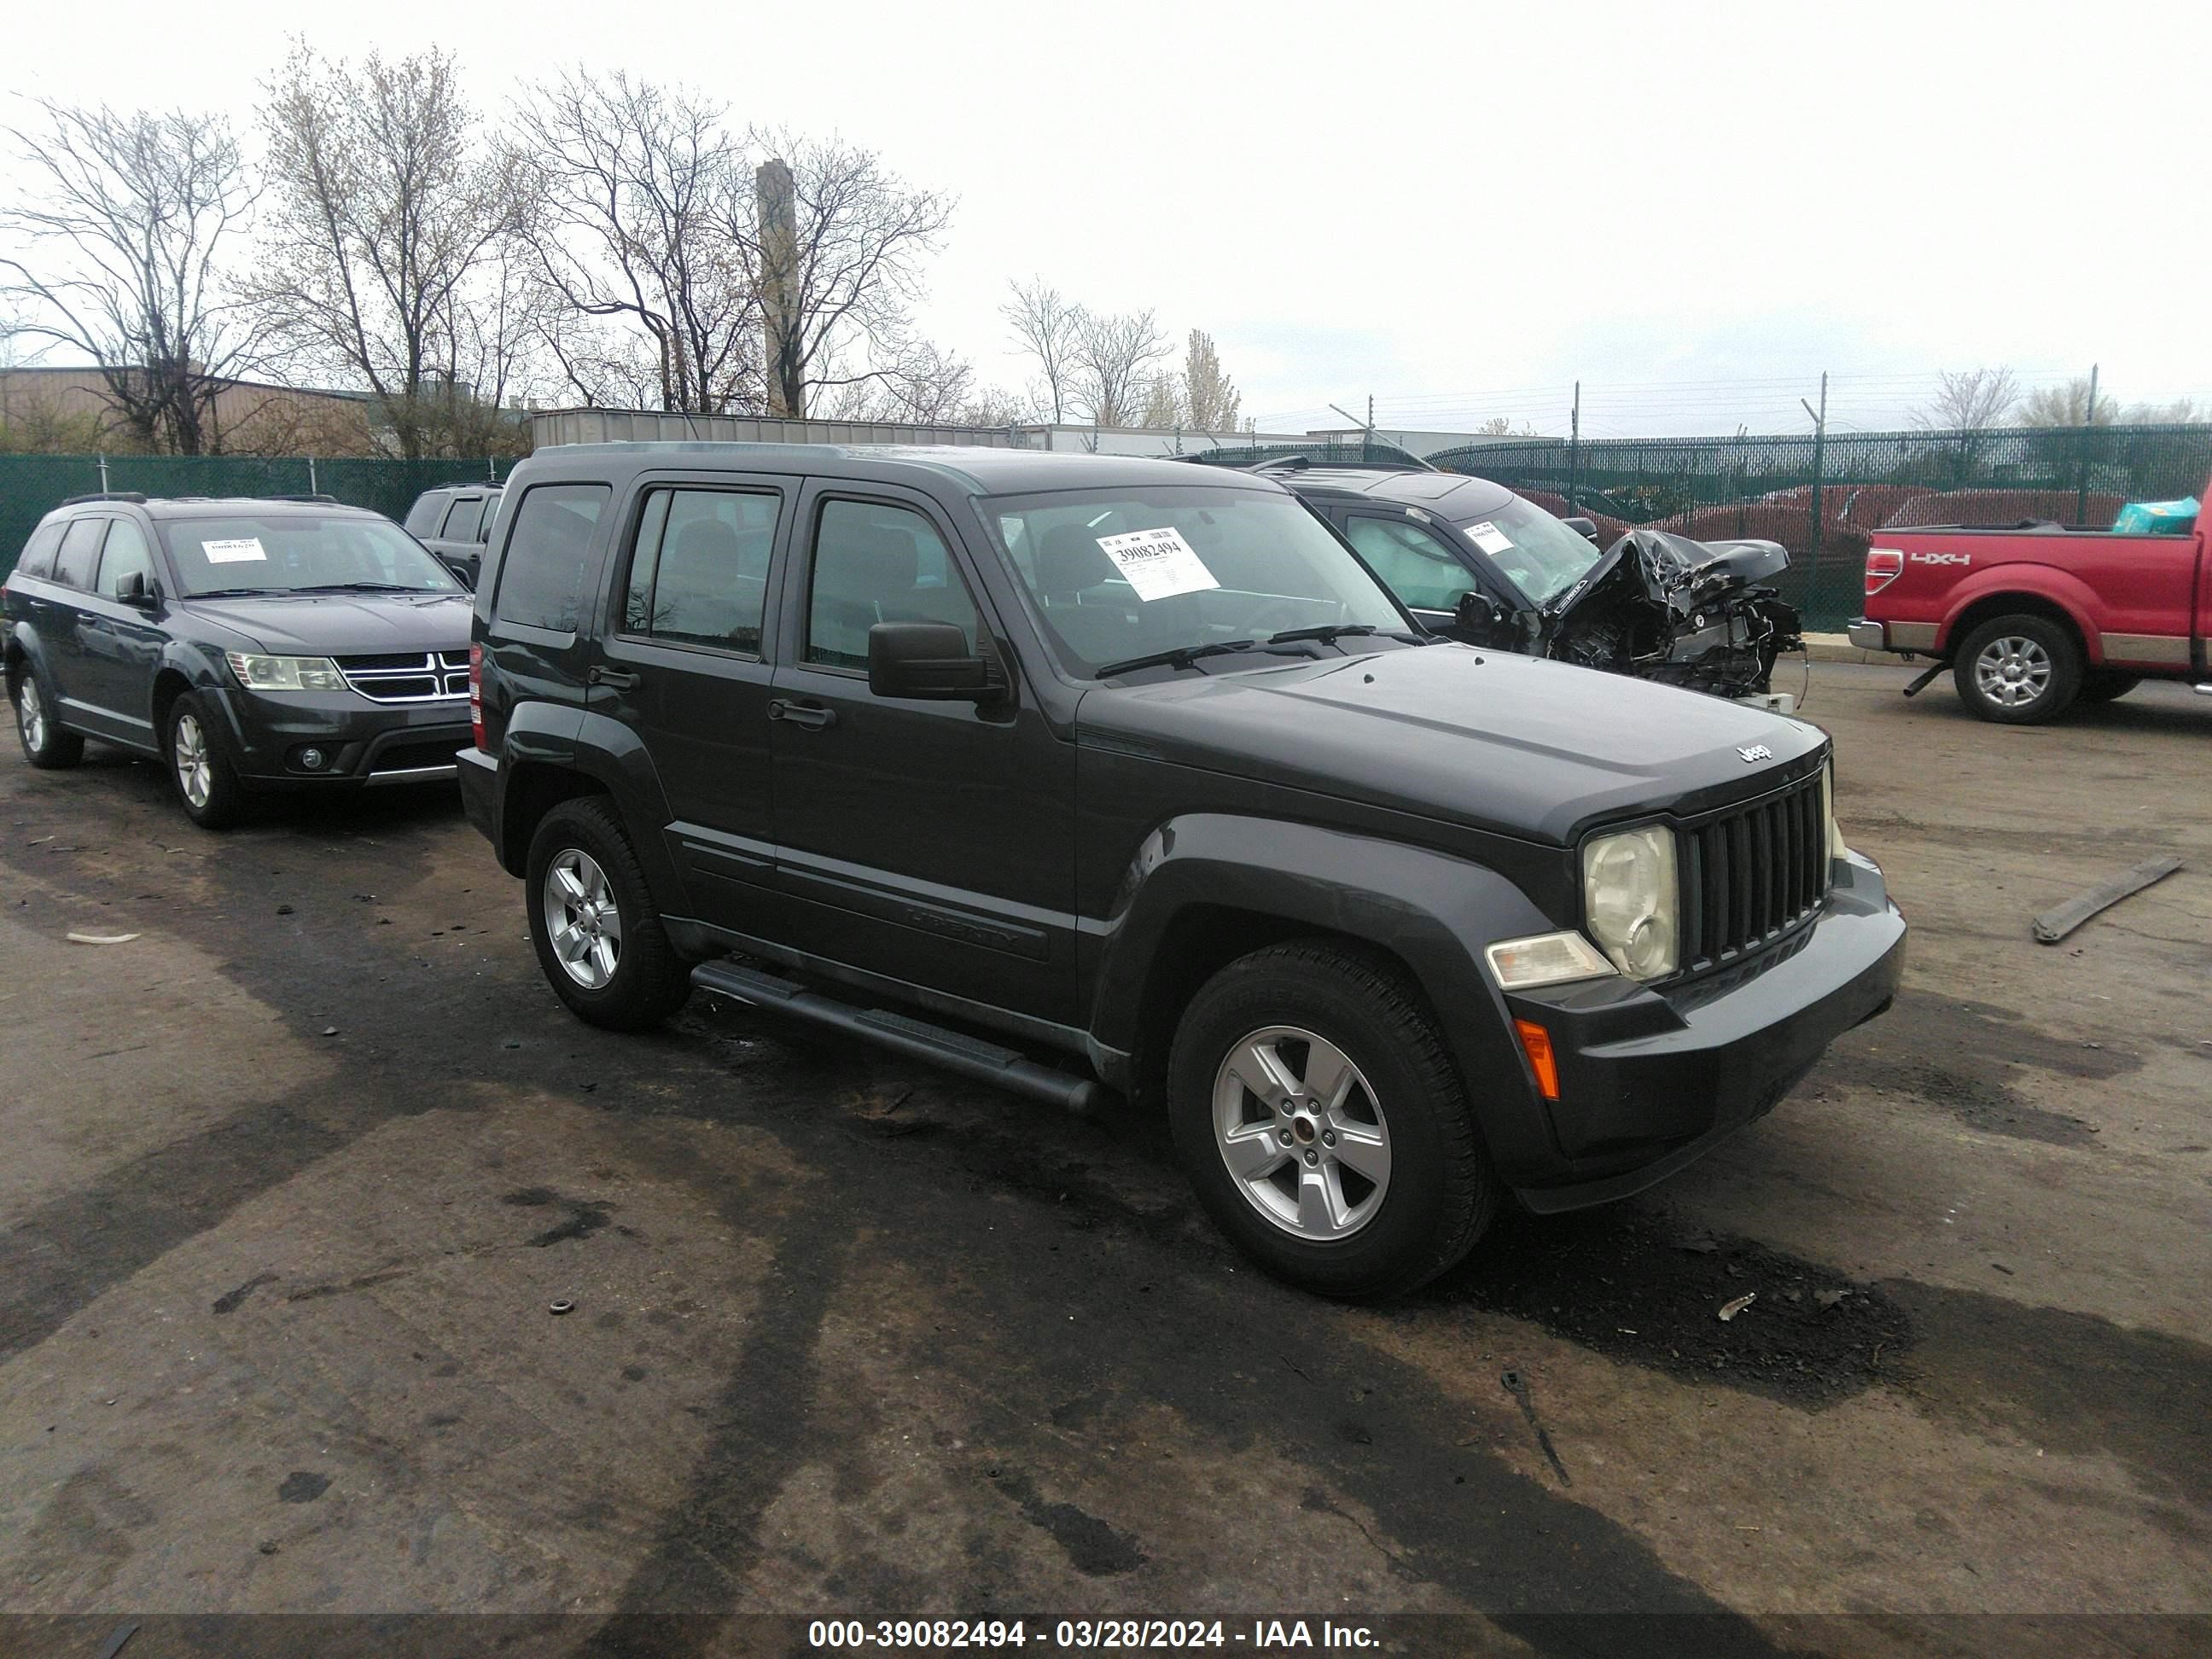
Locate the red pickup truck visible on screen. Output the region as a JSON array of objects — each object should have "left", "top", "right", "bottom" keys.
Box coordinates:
[{"left": 1849, "top": 473, "right": 2209, "bottom": 723}]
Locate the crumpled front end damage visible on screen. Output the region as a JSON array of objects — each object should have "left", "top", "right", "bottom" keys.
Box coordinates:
[{"left": 1543, "top": 528, "right": 1803, "bottom": 700}]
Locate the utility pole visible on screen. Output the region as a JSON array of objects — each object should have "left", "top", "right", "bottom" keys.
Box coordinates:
[
  {"left": 1567, "top": 381, "right": 1580, "bottom": 514},
  {"left": 1802, "top": 371, "right": 1828, "bottom": 573},
  {"left": 756, "top": 158, "right": 800, "bottom": 420},
  {"left": 2076, "top": 362, "right": 2099, "bottom": 525}
]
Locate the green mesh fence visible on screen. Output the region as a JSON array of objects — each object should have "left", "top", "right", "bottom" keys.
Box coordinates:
[
  {"left": 1424, "top": 424, "right": 2212, "bottom": 632},
  {"left": 1, "top": 454, "right": 504, "bottom": 578}
]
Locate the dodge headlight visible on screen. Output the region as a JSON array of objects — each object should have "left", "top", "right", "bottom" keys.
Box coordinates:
[
  {"left": 1583, "top": 825, "right": 1679, "bottom": 981},
  {"left": 226, "top": 652, "right": 345, "bottom": 693}
]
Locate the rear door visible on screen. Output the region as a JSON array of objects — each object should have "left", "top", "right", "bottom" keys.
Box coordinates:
[
  {"left": 765, "top": 483, "right": 1079, "bottom": 1023},
  {"left": 42, "top": 516, "right": 111, "bottom": 731},
  {"left": 585, "top": 471, "right": 793, "bottom": 934}
]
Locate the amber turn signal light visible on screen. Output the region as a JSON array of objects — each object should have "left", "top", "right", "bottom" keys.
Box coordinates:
[{"left": 1514, "top": 1018, "right": 1561, "bottom": 1101}]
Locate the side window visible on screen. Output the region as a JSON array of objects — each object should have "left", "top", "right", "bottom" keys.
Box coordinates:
[
  {"left": 620, "top": 486, "right": 777, "bottom": 655},
  {"left": 1343, "top": 515, "right": 1476, "bottom": 613},
  {"left": 96, "top": 518, "right": 156, "bottom": 597},
  {"left": 439, "top": 497, "right": 485, "bottom": 542},
  {"left": 492, "top": 483, "right": 610, "bottom": 635},
  {"left": 805, "top": 499, "right": 979, "bottom": 671},
  {"left": 404, "top": 492, "right": 448, "bottom": 537},
  {"left": 477, "top": 494, "right": 503, "bottom": 544},
  {"left": 54, "top": 518, "right": 108, "bottom": 591},
  {"left": 14, "top": 521, "right": 66, "bottom": 580}
]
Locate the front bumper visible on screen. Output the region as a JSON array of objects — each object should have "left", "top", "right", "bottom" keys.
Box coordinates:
[
  {"left": 207, "top": 686, "right": 471, "bottom": 788},
  {"left": 1847, "top": 619, "right": 1886, "bottom": 651},
  {"left": 1500, "top": 851, "right": 1905, "bottom": 1210}
]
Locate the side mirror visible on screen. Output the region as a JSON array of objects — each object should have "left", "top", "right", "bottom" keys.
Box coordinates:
[
  {"left": 115, "top": 570, "right": 156, "bottom": 608},
  {"left": 1563, "top": 515, "right": 1600, "bottom": 542},
  {"left": 1454, "top": 591, "right": 1512, "bottom": 638},
  {"left": 867, "top": 621, "right": 998, "bottom": 701}
]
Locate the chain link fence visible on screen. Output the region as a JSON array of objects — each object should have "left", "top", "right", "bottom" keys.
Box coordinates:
[
  {"left": 1426, "top": 424, "right": 2212, "bottom": 632},
  {"left": 1, "top": 454, "right": 506, "bottom": 578}
]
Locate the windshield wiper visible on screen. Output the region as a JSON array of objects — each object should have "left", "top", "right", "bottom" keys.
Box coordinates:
[
  {"left": 1094, "top": 640, "right": 1260, "bottom": 679},
  {"left": 291, "top": 582, "right": 428, "bottom": 594},
  {"left": 1265, "top": 623, "right": 1381, "bottom": 645},
  {"left": 189, "top": 585, "right": 288, "bottom": 598}
]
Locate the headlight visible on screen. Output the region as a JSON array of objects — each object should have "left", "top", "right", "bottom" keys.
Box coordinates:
[
  {"left": 226, "top": 652, "right": 345, "bottom": 693},
  {"left": 1485, "top": 931, "right": 1616, "bottom": 990},
  {"left": 1582, "top": 825, "right": 1679, "bottom": 981},
  {"left": 1821, "top": 762, "right": 1850, "bottom": 860}
]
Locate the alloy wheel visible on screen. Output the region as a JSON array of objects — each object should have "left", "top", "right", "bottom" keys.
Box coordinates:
[
  {"left": 172, "top": 713, "right": 213, "bottom": 808},
  {"left": 1974, "top": 635, "right": 2052, "bottom": 708},
  {"left": 1212, "top": 1025, "right": 1392, "bottom": 1240},
  {"left": 18, "top": 678, "right": 45, "bottom": 751},
  {"left": 544, "top": 847, "right": 623, "bottom": 990}
]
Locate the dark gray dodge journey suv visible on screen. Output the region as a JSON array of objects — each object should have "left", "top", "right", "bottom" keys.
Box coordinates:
[
  {"left": 5, "top": 493, "right": 473, "bottom": 827},
  {"left": 460, "top": 442, "right": 1906, "bottom": 1298}
]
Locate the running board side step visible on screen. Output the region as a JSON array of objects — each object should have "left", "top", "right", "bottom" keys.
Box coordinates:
[{"left": 690, "top": 959, "right": 1103, "bottom": 1115}]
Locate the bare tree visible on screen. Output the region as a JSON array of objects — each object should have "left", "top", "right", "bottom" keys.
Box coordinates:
[
  {"left": 1, "top": 99, "right": 261, "bottom": 453},
  {"left": 515, "top": 71, "right": 758, "bottom": 416},
  {"left": 736, "top": 131, "right": 955, "bottom": 420},
  {"left": 1912, "top": 367, "right": 2021, "bottom": 433},
  {"left": 1000, "top": 277, "right": 1085, "bottom": 422},
  {"left": 818, "top": 337, "right": 975, "bottom": 423},
  {"left": 1180, "top": 329, "right": 1240, "bottom": 432},
  {"left": 2122, "top": 396, "right": 2202, "bottom": 424},
  {"left": 1137, "top": 370, "right": 1184, "bottom": 430},
  {"left": 255, "top": 44, "right": 530, "bottom": 457},
  {"left": 1073, "top": 307, "right": 1170, "bottom": 427},
  {"left": 2017, "top": 376, "right": 2115, "bottom": 428}
]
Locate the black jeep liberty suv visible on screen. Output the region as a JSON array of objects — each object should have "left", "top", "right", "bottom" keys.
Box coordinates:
[{"left": 460, "top": 442, "right": 1905, "bottom": 1298}]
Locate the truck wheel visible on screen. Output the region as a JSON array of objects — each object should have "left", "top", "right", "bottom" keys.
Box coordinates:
[
  {"left": 11, "top": 666, "right": 84, "bottom": 769},
  {"left": 2079, "top": 671, "right": 2140, "bottom": 705},
  {"left": 1166, "top": 941, "right": 1499, "bottom": 1300},
  {"left": 166, "top": 693, "right": 247, "bottom": 828},
  {"left": 526, "top": 797, "right": 690, "bottom": 1031},
  {"left": 1953, "top": 614, "right": 2082, "bottom": 725}
]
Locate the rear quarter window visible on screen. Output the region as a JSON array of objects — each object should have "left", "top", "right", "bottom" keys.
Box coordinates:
[
  {"left": 492, "top": 483, "right": 611, "bottom": 635},
  {"left": 13, "top": 521, "right": 66, "bottom": 580},
  {"left": 404, "top": 492, "right": 449, "bottom": 536}
]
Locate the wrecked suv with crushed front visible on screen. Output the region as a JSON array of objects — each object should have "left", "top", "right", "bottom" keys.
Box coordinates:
[{"left": 460, "top": 442, "right": 1904, "bottom": 1298}]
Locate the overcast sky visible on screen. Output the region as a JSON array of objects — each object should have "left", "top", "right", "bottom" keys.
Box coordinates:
[{"left": 6, "top": 0, "right": 2208, "bottom": 437}]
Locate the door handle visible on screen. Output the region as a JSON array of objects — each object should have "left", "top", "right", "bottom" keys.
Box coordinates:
[
  {"left": 768, "top": 698, "right": 836, "bottom": 730},
  {"left": 588, "top": 665, "right": 641, "bottom": 690}
]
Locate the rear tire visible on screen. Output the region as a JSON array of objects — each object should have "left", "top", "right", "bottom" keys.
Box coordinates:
[
  {"left": 525, "top": 796, "right": 691, "bottom": 1031},
  {"left": 1166, "top": 941, "right": 1499, "bottom": 1300},
  {"left": 2079, "top": 671, "right": 2140, "bottom": 705},
  {"left": 11, "top": 666, "right": 84, "bottom": 769},
  {"left": 1953, "top": 614, "right": 2082, "bottom": 725},
  {"left": 166, "top": 692, "right": 246, "bottom": 828}
]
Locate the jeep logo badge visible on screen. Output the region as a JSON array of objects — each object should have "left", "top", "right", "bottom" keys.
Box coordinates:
[{"left": 1738, "top": 744, "right": 1773, "bottom": 763}]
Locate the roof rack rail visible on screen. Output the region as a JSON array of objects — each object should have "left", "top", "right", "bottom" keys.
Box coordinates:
[
  {"left": 265, "top": 493, "right": 341, "bottom": 504},
  {"left": 59, "top": 491, "right": 149, "bottom": 506}
]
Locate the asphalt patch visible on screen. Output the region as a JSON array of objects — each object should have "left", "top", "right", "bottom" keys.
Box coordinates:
[
  {"left": 1423, "top": 1206, "right": 1914, "bottom": 1406},
  {"left": 987, "top": 1467, "right": 1148, "bottom": 1576}
]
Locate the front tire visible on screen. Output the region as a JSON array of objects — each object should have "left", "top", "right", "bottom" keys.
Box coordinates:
[
  {"left": 525, "top": 797, "right": 690, "bottom": 1030},
  {"left": 1953, "top": 614, "right": 2082, "bottom": 725},
  {"left": 1167, "top": 941, "right": 1499, "bottom": 1300},
  {"left": 11, "top": 667, "right": 84, "bottom": 769},
  {"left": 166, "top": 692, "right": 246, "bottom": 827}
]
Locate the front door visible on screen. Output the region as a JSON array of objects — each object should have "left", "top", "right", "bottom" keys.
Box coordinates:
[
  {"left": 1337, "top": 509, "right": 1494, "bottom": 638},
  {"left": 585, "top": 474, "right": 791, "bottom": 935},
  {"left": 73, "top": 516, "right": 166, "bottom": 750},
  {"left": 766, "top": 485, "right": 1078, "bottom": 1024}
]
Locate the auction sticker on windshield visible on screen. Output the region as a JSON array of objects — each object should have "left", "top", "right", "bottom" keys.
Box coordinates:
[
  {"left": 202, "top": 538, "right": 268, "bottom": 563},
  {"left": 1095, "top": 526, "right": 1220, "bottom": 602},
  {"left": 1465, "top": 521, "right": 1515, "bottom": 556}
]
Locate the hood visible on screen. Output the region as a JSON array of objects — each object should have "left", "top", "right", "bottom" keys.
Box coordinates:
[
  {"left": 178, "top": 591, "right": 474, "bottom": 656},
  {"left": 1549, "top": 528, "right": 1791, "bottom": 625},
  {"left": 1079, "top": 643, "right": 1827, "bottom": 846}
]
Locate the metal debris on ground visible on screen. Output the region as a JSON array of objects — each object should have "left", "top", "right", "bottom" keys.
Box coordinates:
[
  {"left": 2031, "top": 855, "right": 2184, "bottom": 943},
  {"left": 548, "top": 1299, "right": 575, "bottom": 1316},
  {"left": 1718, "top": 1293, "right": 1758, "bottom": 1322},
  {"left": 66, "top": 931, "right": 140, "bottom": 946}
]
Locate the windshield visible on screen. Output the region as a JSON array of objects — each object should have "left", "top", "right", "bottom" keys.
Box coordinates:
[
  {"left": 1459, "top": 496, "right": 1604, "bottom": 606},
  {"left": 160, "top": 514, "right": 461, "bottom": 597},
  {"left": 988, "top": 486, "right": 1408, "bottom": 677}
]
